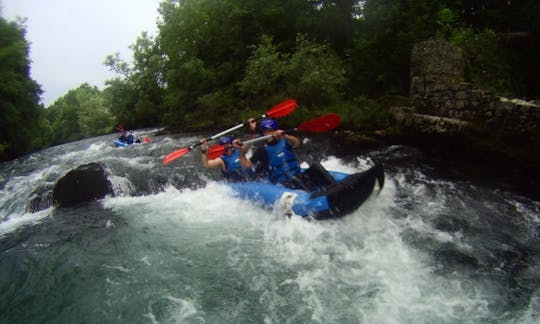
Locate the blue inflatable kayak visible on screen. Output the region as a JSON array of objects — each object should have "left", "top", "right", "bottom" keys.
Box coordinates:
[
  {"left": 114, "top": 138, "right": 130, "bottom": 147},
  {"left": 227, "top": 163, "right": 384, "bottom": 220}
]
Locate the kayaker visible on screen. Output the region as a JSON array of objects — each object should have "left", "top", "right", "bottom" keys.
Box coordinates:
[
  {"left": 238, "top": 118, "right": 335, "bottom": 190},
  {"left": 117, "top": 127, "right": 129, "bottom": 143},
  {"left": 200, "top": 136, "right": 254, "bottom": 182},
  {"left": 118, "top": 130, "right": 140, "bottom": 144},
  {"left": 127, "top": 131, "right": 141, "bottom": 144}
]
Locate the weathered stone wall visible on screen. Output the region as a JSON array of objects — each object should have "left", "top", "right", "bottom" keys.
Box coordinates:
[
  {"left": 394, "top": 40, "right": 540, "bottom": 137},
  {"left": 410, "top": 40, "right": 465, "bottom": 81}
]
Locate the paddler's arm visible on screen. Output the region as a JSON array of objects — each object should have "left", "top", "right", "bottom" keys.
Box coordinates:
[
  {"left": 200, "top": 138, "right": 224, "bottom": 169},
  {"left": 275, "top": 130, "right": 300, "bottom": 148},
  {"left": 234, "top": 139, "right": 253, "bottom": 168}
]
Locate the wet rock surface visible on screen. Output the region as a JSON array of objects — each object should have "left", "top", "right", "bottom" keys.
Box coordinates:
[{"left": 52, "top": 163, "right": 113, "bottom": 207}]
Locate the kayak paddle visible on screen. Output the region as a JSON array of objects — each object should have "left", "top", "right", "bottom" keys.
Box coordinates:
[
  {"left": 207, "top": 113, "right": 341, "bottom": 159},
  {"left": 162, "top": 99, "right": 297, "bottom": 164}
]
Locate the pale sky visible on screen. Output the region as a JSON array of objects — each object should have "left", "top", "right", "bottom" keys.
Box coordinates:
[{"left": 1, "top": 0, "right": 162, "bottom": 106}]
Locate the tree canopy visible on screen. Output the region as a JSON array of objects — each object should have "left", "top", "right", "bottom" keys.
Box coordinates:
[{"left": 0, "top": 18, "right": 44, "bottom": 160}]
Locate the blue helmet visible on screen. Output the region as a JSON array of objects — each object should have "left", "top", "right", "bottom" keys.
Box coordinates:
[
  {"left": 219, "top": 136, "right": 234, "bottom": 145},
  {"left": 259, "top": 118, "right": 279, "bottom": 132}
]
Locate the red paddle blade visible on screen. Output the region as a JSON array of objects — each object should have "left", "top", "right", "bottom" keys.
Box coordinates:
[
  {"left": 297, "top": 113, "right": 341, "bottom": 132},
  {"left": 163, "top": 148, "right": 190, "bottom": 164},
  {"left": 266, "top": 99, "right": 297, "bottom": 118},
  {"left": 208, "top": 145, "right": 226, "bottom": 159}
]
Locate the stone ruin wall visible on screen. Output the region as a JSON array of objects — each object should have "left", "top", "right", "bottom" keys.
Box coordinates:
[{"left": 401, "top": 40, "right": 540, "bottom": 136}]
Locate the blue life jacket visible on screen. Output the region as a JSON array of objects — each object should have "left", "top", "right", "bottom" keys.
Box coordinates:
[
  {"left": 220, "top": 149, "right": 252, "bottom": 181},
  {"left": 265, "top": 138, "right": 300, "bottom": 183},
  {"left": 118, "top": 134, "right": 129, "bottom": 143}
]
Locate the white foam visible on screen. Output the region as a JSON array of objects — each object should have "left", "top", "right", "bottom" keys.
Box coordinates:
[
  {"left": 101, "top": 182, "right": 255, "bottom": 226},
  {"left": 0, "top": 208, "right": 51, "bottom": 238},
  {"left": 226, "top": 177, "right": 492, "bottom": 322},
  {"left": 163, "top": 295, "right": 202, "bottom": 323},
  {"left": 108, "top": 175, "right": 135, "bottom": 196},
  {"left": 102, "top": 264, "right": 132, "bottom": 273},
  {"left": 319, "top": 155, "right": 371, "bottom": 173}
]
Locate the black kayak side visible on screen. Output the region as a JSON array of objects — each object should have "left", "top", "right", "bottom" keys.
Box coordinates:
[{"left": 310, "top": 163, "right": 385, "bottom": 220}]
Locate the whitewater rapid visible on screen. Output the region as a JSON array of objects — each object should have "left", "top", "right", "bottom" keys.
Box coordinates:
[{"left": 0, "top": 131, "right": 539, "bottom": 323}]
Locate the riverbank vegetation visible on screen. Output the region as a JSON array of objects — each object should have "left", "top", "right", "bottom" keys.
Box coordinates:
[{"left": 1, "top": 0, "right": 538, "bottom": 160}]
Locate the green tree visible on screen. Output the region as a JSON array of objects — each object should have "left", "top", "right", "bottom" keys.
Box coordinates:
[
  {"left": 441, "top": 0, "right": 540, "bottom": 97},
  {"left": 129, "top": 32, "right": 166, "bottom": 127},
  {"left": 46, "top": 83, "right": 114, "bottom": 144},
  {"left": 0, "top": 17, "right": 46, "bottom": 160},
  {"left": 303, "top": 0, "right": 361, "bottom": 55},
  {"left": 239, "top": 34, "right": 346, "bottom": 110},
  {"left": 441, "top": 0, "right": 539, "bottom": 32},
  {"left": 286, "top": 34, "right": 347, "bottom": 106},
  {"left": 349, "top": 0, "right": 444, "bottom": 96},
  {"left": 238, "top": 35, "right": 289, "bottom": 102},
  {"left": 158, "top": 0, "right": 252, "bottom": 128},
  {"left": 103, "top": 78, "right": 138, "bottom": 128},
  {"left": 77, "top": 88, "right": 114, "bottom": 137},
  {"left": 452, "top": 28, "right": 515, "bottom": 96},
  {"left": 104, "top": 32, "right": 165, "bottom": 129}
]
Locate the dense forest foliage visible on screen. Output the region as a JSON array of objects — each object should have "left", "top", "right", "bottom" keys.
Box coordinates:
[{"left": 1, "top": 0, "right": 538, "bottom": 161}]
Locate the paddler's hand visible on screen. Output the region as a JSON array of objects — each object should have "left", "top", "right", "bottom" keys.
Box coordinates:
[
  {"left": 232, "top": 138, "right": 242, "bottom": 148},
  {"left": 276, "top": 130, "right": 300, "bottom": 148},
  {"left": 272, "top": 130, "right": 286, "bottom": 138},
  {"left": 233, "top": 138, "right": 251, "bottom": 155},
  {"left": 248, "top": 118, "right": 257, "bottom": 133},
  {"left": 199, "top": 138, "right": 208, "bottom": 153}
]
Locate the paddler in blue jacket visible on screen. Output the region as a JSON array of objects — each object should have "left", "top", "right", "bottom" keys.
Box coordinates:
[
  {"left": 200, "top": 135, "right": 254, "bottom": 182},
  {"left": 239, "top": 118, "right": 335, "bottom": 190}
]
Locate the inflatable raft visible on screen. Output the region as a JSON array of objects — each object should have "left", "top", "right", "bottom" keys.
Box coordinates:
[
  {"left": 227, "top": 163, "right": 385, "bottom": 220},
  {"left": 114, "top": 138, "right": 131, "bottom": 147},
  {"left": 115, "top": 136, "right": 146, "bottom": 147}
]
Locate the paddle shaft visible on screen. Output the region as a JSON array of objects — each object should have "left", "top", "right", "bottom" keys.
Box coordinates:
[
  {"left": 187, "top": 99, "right": 297, "bottom": 150},
  {"left": 206, "top": 130, "right": 296, "bottom": 159},
  {"left": 242, "top": 112, "right": 341, "bottom": 145},
  {"left": 188, "top": 117, "right": 259, "bottom": 150},
  {"left": 163, "top": 99, "right": 297, "bottom": 164},
  {"left": 207, "top": 113, "right": 340, "bottom": 159},
  {"left": 241, "top": 128, "right": 298, "bottom": 146}
]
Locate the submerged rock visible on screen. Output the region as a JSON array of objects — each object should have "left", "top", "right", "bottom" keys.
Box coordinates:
[
  {"left": 52, "top": 162, "right": 113, "bottom": 207},
  {"left": 26, "top": 186, "right": 53, "bottom": 213}
]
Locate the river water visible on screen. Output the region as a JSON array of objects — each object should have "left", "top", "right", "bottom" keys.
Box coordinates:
[{"left": 0, "top": 130, "right": 539, "bottom": 323}]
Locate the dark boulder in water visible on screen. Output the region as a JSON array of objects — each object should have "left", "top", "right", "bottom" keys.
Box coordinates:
[{"left": 52, "top": 163, "right": 113, "bottom": 207}]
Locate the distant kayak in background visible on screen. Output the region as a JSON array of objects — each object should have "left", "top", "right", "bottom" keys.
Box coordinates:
[
  {"left": 114, "top": 134, "right": 150, "bottom": 147},
  {"left": 114, "top": 138, "right": 132, "bottom": 147},
  {"left": 114, "top": 124, "right": 151, "bottom": 147}
]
